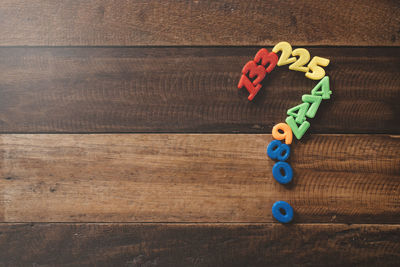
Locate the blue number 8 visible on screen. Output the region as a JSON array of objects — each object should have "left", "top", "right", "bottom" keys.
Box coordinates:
[{"left": 267, "top": 140, "right": 290, "bottom": 161}]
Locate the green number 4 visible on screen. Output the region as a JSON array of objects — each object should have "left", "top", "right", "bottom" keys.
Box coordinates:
[
  {"left": 311, "top": 76, "right": 331, "bottom": 99},
  {"left": 286, "top": 116, "right": 310, "bottom": 140},
  {"left": 287, "top": 102, "right": 309, "bottom": 124}
]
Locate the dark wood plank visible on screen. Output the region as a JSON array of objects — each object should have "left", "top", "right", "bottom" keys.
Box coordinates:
[
  {"left": 0, "top": 47, "right": 399, "bottom": 133},
  {"left": 0, "top": 223, "right": 399, "bottom": 266},
  {"left": 0, "top": 0, "right": 399, "bottom": 46},
  {"left": 0, "top": 134, "right": 398, "bottom": 223}
]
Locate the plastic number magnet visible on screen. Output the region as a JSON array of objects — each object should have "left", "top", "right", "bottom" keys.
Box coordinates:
[
  {"left": 254, "top": 48, "right": 278, "bottom": 73},
  {"left": 305, "top": 56, "right": 330, "bottom": 80},
  {"left": 288, "top": 48, "right": 310, "bottom": 73},
  {"left": 272, "top": 123, "right": 293, "bottom": 145},
  {"left": 272, "top": 41, "right": 296, "bottom": 66},
  {"left": 238, "top": 74, "right": 262, "bottom": 101},
  {"left": 267, "top": 140, "right": 290, "bottom": 161},
  {"left": 241, "top": 61, "right": 266, "bottom": 86},
  {"left": 286, "top": 116, "right": 310, "bottom": 140},
  {"left": 302, "top": 94, "right": 322, "bottom": 118},
  {"left": 272, "top": 161, "right": 293, "bottom": 184},
  {"left": 238, "top": 60, "right": 267, "bottom": 101},
  {"left": 311, "top": 76, "right": 331, "bottom": 99},
  {"left": 287, "top": 102, "right": 310, "bottom": 124},
  {"left": 272, "top": 201, "right": 294, "bottom": 223}
]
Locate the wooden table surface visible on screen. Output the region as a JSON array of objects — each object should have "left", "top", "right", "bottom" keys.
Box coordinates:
[{"left": 0, "top": 1, "right": 399, "bottom": 266}]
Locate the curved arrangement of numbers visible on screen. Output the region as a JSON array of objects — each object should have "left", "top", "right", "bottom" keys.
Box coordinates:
[{"left": 238, "top": 41, "right": 332, "bottom": 223}]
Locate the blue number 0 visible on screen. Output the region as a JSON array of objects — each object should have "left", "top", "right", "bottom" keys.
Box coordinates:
[
  {"left": 272, "top": 161, "right": 293, "bottom": 184},
  {"left": 272, "top": 201, "right": 294, "bottom": 223}
]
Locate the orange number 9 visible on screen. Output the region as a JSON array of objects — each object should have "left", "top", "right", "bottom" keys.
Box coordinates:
[{"left": 272, "top": 123, "right": 293, "bottom": 145}]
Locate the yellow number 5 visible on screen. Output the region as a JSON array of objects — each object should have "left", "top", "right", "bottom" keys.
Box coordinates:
[{"left": 305, "top": 56, "right": 330, "bottom": 80}]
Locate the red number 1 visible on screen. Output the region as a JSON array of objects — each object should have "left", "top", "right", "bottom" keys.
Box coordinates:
[
  {"left": 238, "top": 61, "right": 266, "bottom": 100},
  {"left": 238, "top": 74, "right": 262, "bottom": 101}
]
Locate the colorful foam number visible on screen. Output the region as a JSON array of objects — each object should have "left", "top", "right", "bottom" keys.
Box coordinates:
[
  {"left": 302, "top": 94, "right": 322, "bottom": 118},
  {"left": 272, "top": 161, "right": 293, "bottom": 184},
  {"left": 272, "top": 41, "right": 329, "bottom": 80},
  {"left": 238, "top": 60, "right": 267, "bottom": 100},
  {"left": 287, "top": 102, "right": 309, "bottom": 124},
  {"left": 254, "top": 48, "right": 278, "bottom": 73},
  {"left": 272, "top": 123, "right": 293, "bottom": 145},
  {"left": 254, "top": 42, "right": 333, "bottom": 224},
  {"left": 306, "top": 56, "right": 330, "bottom": 80},
  {"left": 272, "top": 201, "right": 294, "bottom": 223},
  {"left": 272, "top": 41, "right": 296, "bottom": 66},
  {"left": 238, "top": 75, "right": 262, "bottom": 101},
  {"left": 289, "top": 48, "right": 310, "bottom": 73},
  {"left": 267, "top": 140, "right": 290, "bottom": 161},
  {"left": 242, "top": 61, "right": 266, "bottom": 85},
  {"left": 284, "top": 76, "right": 331, "bottom": 139},
  {"left": 285, "top": 116, "right": 310, "bottom": 140},
  {"left": 238, "top": 48, "right": 279, "bottom": 101},
  {"left": 311, "top": 76, "right": 331, "bottom": 99},
  {"left": 266, "top": 42, "right": 331, "bottom": 224}
]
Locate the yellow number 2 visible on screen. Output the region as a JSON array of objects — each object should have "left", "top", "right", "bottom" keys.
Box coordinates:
[
  {"left": 305, "top": 56, "right": 330, "bottom": 80},
  {"left": 289, "top": 48, "right": 310, "bottom": 72},
  {"left": 272, "top": 41, "right": 296, "bottom": 66}
]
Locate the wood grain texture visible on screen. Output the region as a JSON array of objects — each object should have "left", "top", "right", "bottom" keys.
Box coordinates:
[
  {"left": 1, "top": 1, "right": 398, "bottom": 266},
  {"left": 0, "top": 0, "right": 399, "bottom": 46},
  {"left": 0, "top": 223, "right": 399, "bottom": 267},
  {"left": 0, "top": 47, "right": 399, "bottom": 133},
  {"left": 0, "top": 134, "right": 398, "bottom": 223}
]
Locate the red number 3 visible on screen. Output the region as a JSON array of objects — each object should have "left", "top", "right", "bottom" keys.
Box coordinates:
[
  {"left": 254, "top": 48, "right": 278, "bottom": 73},
  {"left": 242, "top": 61, "right": 266, "bottom": 85}
]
